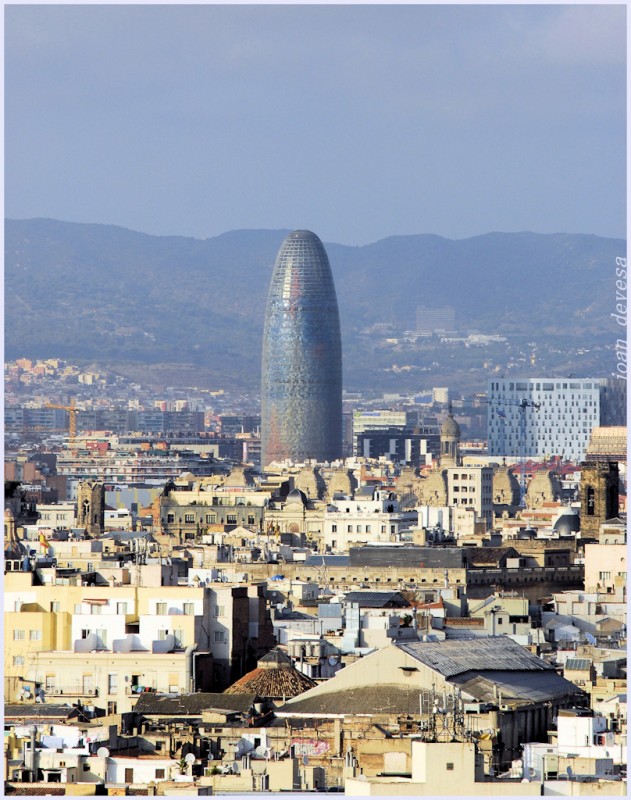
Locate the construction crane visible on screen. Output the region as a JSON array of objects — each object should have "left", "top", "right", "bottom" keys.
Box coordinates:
[
  {"left": 44, "top": 398, "right": 78, "bottom": 444},
  {"left": 485, "top": 397, "right": 541, "bottom": 506}
]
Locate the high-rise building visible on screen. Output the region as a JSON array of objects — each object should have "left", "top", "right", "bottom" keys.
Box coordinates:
[
  {"left": 487, "top": 378, "right": 622, "bottom": 462},
  {"left": 261, "top": 230, "right": 342, "bottom": 466}
]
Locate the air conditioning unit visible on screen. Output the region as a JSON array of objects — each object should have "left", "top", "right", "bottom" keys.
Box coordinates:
[{"left": 87, "top": 689, "right": 96, "bottom": 696}]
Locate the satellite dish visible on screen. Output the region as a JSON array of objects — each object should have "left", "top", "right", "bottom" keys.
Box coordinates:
[
  {"left": 302, "top": 754, "right": 309, "bottom": 766},
  {"left": 97, "top": 747, "right": 110, "bottom": 758},
  {"left": 184, "top": 753, "right": 195, "bottom": 765},
  {"left": 207, "top": 754, "right": 214, "bottom": 762},
  {"left": 232, "top": 761, "right": 240, "bottom": 773},
  {"left": 328, "top": 656, "right": 338, "bottom": 666}
]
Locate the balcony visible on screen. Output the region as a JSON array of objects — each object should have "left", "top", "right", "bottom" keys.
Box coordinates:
[{"left": 45, "top": 686, "right": 99, "bottom": 698}]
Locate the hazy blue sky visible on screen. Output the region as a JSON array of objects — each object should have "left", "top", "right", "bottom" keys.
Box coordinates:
[{"left": 4, "top": 3, "right": 627, "bottom": 245}]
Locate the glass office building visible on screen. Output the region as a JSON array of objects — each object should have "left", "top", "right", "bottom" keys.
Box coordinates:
[{"left": 261, "top": 230, "right": 342, "bottom": 466}]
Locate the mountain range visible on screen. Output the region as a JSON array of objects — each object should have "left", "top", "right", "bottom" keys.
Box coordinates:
[{"left": 5, "top": 218, "right": 625, "bottom": 392}]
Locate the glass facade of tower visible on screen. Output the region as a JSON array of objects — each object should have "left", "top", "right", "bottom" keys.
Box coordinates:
[{"left": 261, "top": 230, "right": 342, "bottom": 466}]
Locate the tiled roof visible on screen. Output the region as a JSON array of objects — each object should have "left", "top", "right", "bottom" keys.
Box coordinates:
[
  {"left": 133, "top": 692, "right": 256, "bottom": 716},
  {"left": 397, "top": 638, "right": 552, "bottom": 678},
  {"left": 466, "top": 547, "right": 517, "bottom": 566},
  {"left": 277, "top": 685, "right": 425, "bottom": 716},
  {"left": 303, "top": 554, "right": 350, "bottom": 566},
  {"left": 4, "top": 788, "right": 66, "bottom": 796},
  {"left": 444, "top": 617, "right": 485, "bottom": 627},
  {"left": 224, "top": 664, "right": 316, "bottom": 699},
  {"left": 4, "top": 703, "right": 75, "bottom": 719}
]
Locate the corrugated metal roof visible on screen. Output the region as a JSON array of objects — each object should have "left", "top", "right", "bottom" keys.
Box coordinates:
[
  {"left": 344, "top": 591, "right": 409, "bottom": 608},
  {"left": 451, "top": 669, "right": 584, "bottom": 705},
  {"left": 397, "top": 638, "right": 552, "bottom": 678},
  {"left": 565, "top": 658, "right": 592, "bottom": 672}
]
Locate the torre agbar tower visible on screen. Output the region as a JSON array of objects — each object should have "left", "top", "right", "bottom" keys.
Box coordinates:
[{"left": 261, "top": 230, "right": 342, "bottom": 467}]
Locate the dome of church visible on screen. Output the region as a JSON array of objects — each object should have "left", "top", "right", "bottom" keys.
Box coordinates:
[
  {"left": 441, "top": 410, "right": 461, "bottom": 437},
  {"left": 224, "top": 647, "right": 316, "bottom": 701}
]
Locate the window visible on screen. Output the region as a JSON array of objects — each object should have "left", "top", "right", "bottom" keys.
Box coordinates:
[
  {"left": 158, "top": 630, "right": 168, "bottom": 640},
  {"left": 14, "top": 600, "right": 23, "bottom": 612},
  {"left": 214, "top": 606, "right": 225, "bottom": 617},
  {"left": 347, "top": 525, "right": 352, "bottom": 532},
  {"left": 108, "top": 673, "right": 118, "bottom": 694},
  {"left": 167, "top": 513, "right": 175, "bottom": 524},
  {"left": 155, "top": 769, "right": 165, "bottom": 779},
  {"left": 183, "top": 603, "right": 194, "bottom": 615},
  {"left": 331, "top": 524, "right": 337, "bottom": 533},
  {"left": 13, "top": 656, "right": 25, "bottom": 666},
  {"left": 214, "top": 630, "right": 225, "bottom": 643},
  {"left": 205, "top": 514, "right": 215, "bottom": 524},
  {"left": 156, "top": 602, "right": 167, "bottom": 615},
  {"left": 13, "top": 629, "right": 25, "bottom": 640},
  {"left": 29, "top": 629, "right": 41, "bottom": 641},
  {"left": 173, "top": 629, "right": 184, "bottom": 646},
  {"left": 184, "top": 513, "right": 195, "bottom": 523},
  {"left": 446, "top": 763, "right": 454, "bottom": 771},
  {"left": 117, "top": 602, "right": 128, "bottom": 615},
  {"left": 247, "top": 515, "right": 255, "bottom": 525},
  {"left": 226, "top": 514, "right": 237, "bottom": 524},
  {"left": 74, "top": 603, "right": 83, "bottom": 614}
]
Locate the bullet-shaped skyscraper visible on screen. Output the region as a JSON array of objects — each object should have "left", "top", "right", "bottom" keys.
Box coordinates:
[{"left": 261, "top": 230, "right": 342, "bottom": 466}]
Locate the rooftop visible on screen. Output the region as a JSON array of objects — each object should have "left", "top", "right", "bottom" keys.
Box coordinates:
[
  {"left": 133, "top": 692, "right": 256, "bottom": 716},
  {"left": 397, "top": 637, "right": 553, "bottom": 678}
]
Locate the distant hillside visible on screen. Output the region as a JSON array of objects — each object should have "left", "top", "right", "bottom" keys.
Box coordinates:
[{"left": 5, "top": 218, "right": 625, "bottom": 391}]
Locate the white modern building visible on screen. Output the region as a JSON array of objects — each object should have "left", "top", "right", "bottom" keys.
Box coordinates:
[{"left": 487, "top": 378, "right": 608, "bottom": 462}]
